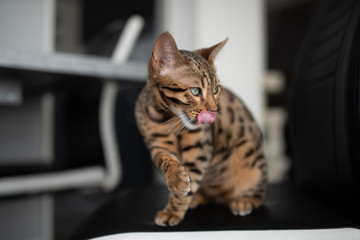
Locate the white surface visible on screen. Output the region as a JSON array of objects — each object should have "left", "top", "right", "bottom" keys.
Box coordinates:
[
  {"left": 112, "top": 15, "right": 145, "bottom": 64},
  {"left": 92, "top": 228, "right": 360, "bottom": 240},
  {"left": 42, "top": 0, "right": 55, "bottom": 53},
  {"left": 99, "top": 81, "right": 121, "bottom": 191},
  {"left": 0, "top": 0, "right": 54, "bottom": 53},
  {"left": 155, "top": 0, "right": 195, "bottom": 50},
  {"left": 194, "top": 0, "right": 265, "bottom": 126}
]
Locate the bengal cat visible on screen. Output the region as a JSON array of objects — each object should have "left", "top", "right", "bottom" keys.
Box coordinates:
[{"left": 135, "top": 32, "right": 267, "bottom": 227}]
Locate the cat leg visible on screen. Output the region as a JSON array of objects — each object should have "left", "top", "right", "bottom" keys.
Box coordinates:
[
  {"left": 226, "top": 137, "right": 267, "bottom": 217},
  {"left": 229, "top": 196, "right": 263, "bottom": 216},
  {"left": 155, "top": 179, "right": 207, "bottom": 226},
  {"left": 152, "top": 152, "right": 193, "bottom": 226},
  {"left": 228, "top": 168, "right": 266, "bottom": 216},
  {"left": 155, "top": 168, "right": 206, "bottom": 226},
  {"left": 155, "top": 194, "right": 192, "bottom": 226},
  {"left": 229, "top": 171, "right": 266, "bottom": 217},
  {"left": 189, "top": 192, "right": 206, "bottom": 209},
  {"left": 155, "top": 155, "right": 210, "bottom": 226},
  {"left": 154, "top": 128, "right": 213, "bottom": 226}
]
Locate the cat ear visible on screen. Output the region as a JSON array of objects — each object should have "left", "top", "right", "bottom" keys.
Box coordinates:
[
  {"left": 195, "top": 38, "right": 228, "bottom": 63},
  {"left": 151, "top": 32, "right": 186, "bottom": 76}
]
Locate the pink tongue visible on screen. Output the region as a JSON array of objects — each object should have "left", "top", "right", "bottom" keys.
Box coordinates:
[{"left": 197, "top": 111, "right": 216, "bottom": 124}]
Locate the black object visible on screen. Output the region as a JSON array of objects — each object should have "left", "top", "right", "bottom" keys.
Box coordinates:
[
  {"left": 72, "top": 184, "right": 357, "bottom": 239},
  {"left": 289, "top": 0, "right": 360, "bottom": 222},
  {"left": 115, "top": 83, "right": 153, "bottom": 187},
  {"left": 0, "top": 79, "right": 105, "bottom": 178}
]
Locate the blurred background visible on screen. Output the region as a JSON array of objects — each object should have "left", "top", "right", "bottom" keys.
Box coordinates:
[{"left": 0, "top": 0, "right": 317, "bottom": 239}]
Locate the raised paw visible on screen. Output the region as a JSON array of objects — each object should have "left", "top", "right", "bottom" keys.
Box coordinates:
[
  {"left": 166, "top": 165, "right": 191, "bottom": 196},
  {"left": 155, "top": 210, "right": 183, "bottom": 227},
  {"left": 229, "top": 199, "right": 253, "bottom": 217}
]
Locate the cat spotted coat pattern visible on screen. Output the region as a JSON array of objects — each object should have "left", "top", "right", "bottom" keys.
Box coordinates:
[{"left": 135, "top": 32, "right": 267, "bottom": 226}]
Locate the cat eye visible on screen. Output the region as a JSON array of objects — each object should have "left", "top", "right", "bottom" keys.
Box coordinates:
[
  {"left": 213, "top": 86, "right": 219, "bottom": 94},
  {"left": 190, "top": 87, "right": 201, "bottom": 96}
]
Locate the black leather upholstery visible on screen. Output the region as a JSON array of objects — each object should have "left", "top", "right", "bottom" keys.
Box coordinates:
[
  {"left": 72, "top": 184, "right": 357, "bottom": 239},
  {"left": 289, "top": 0, "right": 360, "bottom": 222},
  {"left": 115, "top": 83, "right": 153, "bottom": 187}
]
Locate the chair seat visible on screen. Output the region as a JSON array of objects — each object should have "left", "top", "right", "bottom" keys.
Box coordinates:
[{"left": 72, "top": 183, "right": 359, "bottom": 239}]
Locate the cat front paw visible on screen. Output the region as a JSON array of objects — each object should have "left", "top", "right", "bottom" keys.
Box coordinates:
[
  {"left": 166, "top": 165, "right": 191, "bottom": 196},
  {"left": 155, "top": 210, "right": 184, "bottom": 227}
]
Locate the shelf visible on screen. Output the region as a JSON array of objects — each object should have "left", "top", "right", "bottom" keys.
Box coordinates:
[{"left": 0, "top": 49, "right": 148, "bottom": 81}]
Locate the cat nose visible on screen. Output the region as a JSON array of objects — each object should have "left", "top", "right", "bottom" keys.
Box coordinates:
[
  {"left": 205, "top": 99, "right": 218, "bottom": 112},
  {"left": 208, "top": 107, "right": 218, "bottom": 112}
]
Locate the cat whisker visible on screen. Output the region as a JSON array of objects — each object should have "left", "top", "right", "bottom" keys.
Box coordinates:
[
  {"left": 176, "top": 118, "right": 192, "bottom": 136},
  {"left": 161, "top": 113, "right": 188, "bottom": 125},
  {"left": 161, "top": 116, "right": 180, "bottom": 125},
  {"left": 175, "top": 124, "right": 186, "bottom": 136},
  {"left": 167, "top": 119, "right": 183, "bottom": 134}
]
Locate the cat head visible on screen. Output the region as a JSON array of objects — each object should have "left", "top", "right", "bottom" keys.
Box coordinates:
[{"left": 149, "top": 31, "right": 227, "bottom": 130}]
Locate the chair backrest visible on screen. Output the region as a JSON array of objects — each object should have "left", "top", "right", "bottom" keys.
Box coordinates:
[
  {"left": 115, "top": 82, "right": 153, "bottom": 187},
  {"left": 289, "top": 0, "right": 360, "bottom": 222}
]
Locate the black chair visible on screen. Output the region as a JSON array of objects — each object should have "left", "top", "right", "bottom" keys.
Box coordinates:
[
  {"left": 72, "top": 0, "right": 360, "bottom": 238},
  {"left": 289, "top": 0, "right": 360, "bottom": 223}
]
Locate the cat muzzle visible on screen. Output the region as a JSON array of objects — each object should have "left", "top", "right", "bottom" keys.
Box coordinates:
[{"left": 197, "top": 111, "right": 216, "bottom": 124}]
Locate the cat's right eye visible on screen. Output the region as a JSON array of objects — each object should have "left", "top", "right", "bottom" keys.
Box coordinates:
[{"left": 190, "top": 87, "right": 201, "bottom": 96}]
